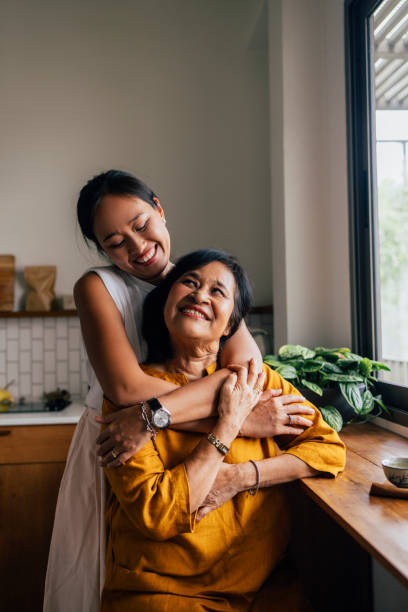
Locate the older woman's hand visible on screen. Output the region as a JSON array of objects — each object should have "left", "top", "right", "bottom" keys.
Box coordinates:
[
  {"left": 197, "top": 463, "right": 239, "bottom": 520},
  {"left": 240, "top": 389, "right": 315, "bottom": 438},
  {"left": 217, "top": 359, "right": 265, "bottom": 433},
  {"left": 95, "top": 405, "right": 151, "bottom": 468}
]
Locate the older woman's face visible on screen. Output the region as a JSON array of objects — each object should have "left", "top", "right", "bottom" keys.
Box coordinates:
[{"left": 163, "top": 261, "right": 236, "bottom": 344}]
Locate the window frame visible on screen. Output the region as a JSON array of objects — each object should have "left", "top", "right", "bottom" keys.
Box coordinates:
[{"left": 345, "top": 0, "right": 408, "bottom": 425}]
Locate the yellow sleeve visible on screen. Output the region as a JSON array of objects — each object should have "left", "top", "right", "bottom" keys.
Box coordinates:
[
  {"left": 103, "top": 402, "right": 196, "bottom": 541},
  {"left": 263, "top": 364, "right": 346, "bottom": 477}
]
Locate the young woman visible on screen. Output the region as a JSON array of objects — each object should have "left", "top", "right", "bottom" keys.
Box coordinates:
[{"left": 44, "top": 171, "right": 315, "bottom": 612}]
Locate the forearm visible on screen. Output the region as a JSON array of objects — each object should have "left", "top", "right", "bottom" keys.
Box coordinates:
[
  {"left": 185, "top": 418, "right": 239, "bottom": 512},
  {"left": 220, "top": 320, "right": 262, "bottom": 370},
  {"left": 157, "top": 369, "right": 231, "bottom": 424},
  {"left": 235, "top": 453, "right": 318, "bottom": 492},
  {"left": 108, "top": 368, "right": 231, "bottom": 425}
]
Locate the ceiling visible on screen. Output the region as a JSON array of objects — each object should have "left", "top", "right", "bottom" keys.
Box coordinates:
[{"left": 374, "top": 0, "right": 408, "bottom": 109}]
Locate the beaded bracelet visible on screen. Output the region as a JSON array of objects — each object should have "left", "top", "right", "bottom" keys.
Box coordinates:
[{"left": 248, "top": 460, "right": 260, "bottom": 496}]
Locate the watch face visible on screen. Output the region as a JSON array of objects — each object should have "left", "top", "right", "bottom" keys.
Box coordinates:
[{"left": 152, "top": 408, "right": 170, "bottom": 429}]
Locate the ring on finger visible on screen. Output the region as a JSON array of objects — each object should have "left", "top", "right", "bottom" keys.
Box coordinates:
[
  {"left": 111, "top": 449, "right": 118, "bottom": 459},
  {"left": 288, "top": 414, "right": 293, "bottom": 426}
]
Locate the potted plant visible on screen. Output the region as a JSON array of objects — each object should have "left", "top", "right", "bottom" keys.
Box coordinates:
[{"left": 263, "top": 344, "right": 390, "bottom": 432}]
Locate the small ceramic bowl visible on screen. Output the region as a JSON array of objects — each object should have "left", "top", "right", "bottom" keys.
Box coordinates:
[{"left": 382, "top": 457, "right": 408, "bottom": 488}]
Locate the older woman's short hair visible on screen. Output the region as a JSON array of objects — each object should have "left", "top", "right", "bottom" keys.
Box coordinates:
[{"left": 142, "top": 249, "right": 253, "bottom": 364}]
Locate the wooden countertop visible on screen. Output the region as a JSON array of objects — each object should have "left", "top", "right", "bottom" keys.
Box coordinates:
[{"left": 299, "top": 422, "right": 408, "bottom": 588}]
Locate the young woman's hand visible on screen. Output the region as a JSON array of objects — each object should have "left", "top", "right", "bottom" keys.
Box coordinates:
[
  {"left": 217, "top": 359, "right": 265, "bottom": 432},
  {"left": 95, "top": 405, "right": 151, "bottom": 468},
  {"left": 240, "top": 389, "right": 315, "bottom": 438}
]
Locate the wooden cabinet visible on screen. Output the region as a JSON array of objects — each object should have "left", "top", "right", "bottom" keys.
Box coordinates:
[{"left": 0, "top": 424, "right": 75, "bottom": 611}]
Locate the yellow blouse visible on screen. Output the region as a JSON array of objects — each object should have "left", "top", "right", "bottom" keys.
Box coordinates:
[{"left": 101, "top": 363, "right": 345, "bottom": 612}]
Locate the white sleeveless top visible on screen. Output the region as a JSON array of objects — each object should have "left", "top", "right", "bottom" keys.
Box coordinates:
[{"left": 43, "top": 267, "right": 153, "bottom": 612}]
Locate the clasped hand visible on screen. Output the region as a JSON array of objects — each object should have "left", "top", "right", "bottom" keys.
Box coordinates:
[{"left": 217, "top": 359, "right": 265, "bottom": 433}]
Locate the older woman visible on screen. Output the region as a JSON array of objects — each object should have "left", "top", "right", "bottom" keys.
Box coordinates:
[{"left": 101, "top": 249, "right": 345, "bottom": 612}]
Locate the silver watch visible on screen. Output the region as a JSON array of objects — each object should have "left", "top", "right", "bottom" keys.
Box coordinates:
[{"left": 146, "top": 397, "right": 171, "bottom": 429}]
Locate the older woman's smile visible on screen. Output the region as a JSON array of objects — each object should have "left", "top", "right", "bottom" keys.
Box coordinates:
[{"left": 179, "top": 306, "right": 210, "bottom": 320}]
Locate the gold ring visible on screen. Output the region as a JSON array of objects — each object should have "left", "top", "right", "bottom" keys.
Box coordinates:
[{"left": 111, "top": 449, "right": 118, "bottom": 459}]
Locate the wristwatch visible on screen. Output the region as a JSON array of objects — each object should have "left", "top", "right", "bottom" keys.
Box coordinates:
[{"left": 146, "top": 397, "right": 171, "bottom": 429}]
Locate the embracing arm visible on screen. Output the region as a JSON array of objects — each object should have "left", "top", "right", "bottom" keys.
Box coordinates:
[
  {"left": 219, "top": 320, "right": 262, "bottom": 370},
  {"left": 75, "top": 272, "right": 229, "bottom": 416}
]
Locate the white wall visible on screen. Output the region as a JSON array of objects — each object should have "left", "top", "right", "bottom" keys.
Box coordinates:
[
  {"left": 0, "top": 0, "right": 271, "bottom": 306},
  {"left": 268, "top": 0, "right": 351, "bottom": 349}
]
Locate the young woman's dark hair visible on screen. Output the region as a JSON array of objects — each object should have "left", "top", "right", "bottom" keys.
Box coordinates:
[
  {"left": 142, "top": 249, "right": 253, "bottom": 364},
  {"left": 77, "top": 170, "right": 158, "bottom": 252}
]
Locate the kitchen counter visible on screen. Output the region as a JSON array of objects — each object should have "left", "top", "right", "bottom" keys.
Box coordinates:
[{"left": 0, "top": 401, "right": 86, "bottom": 426}]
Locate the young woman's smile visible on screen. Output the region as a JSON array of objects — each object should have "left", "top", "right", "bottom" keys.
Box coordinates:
[
  {"left": 93, "top": 194, "right": 172, "bottom": 284},
  {"left": 164, "top": 261, "right": 236, "bottom": 343}
]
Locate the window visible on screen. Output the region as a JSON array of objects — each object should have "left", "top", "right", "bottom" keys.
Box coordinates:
[{"left": 346, "top": 0, "right": 408, "bottom": 424}]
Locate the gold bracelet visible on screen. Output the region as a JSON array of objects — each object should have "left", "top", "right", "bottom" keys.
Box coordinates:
[{"left": 207, "top": 432, "right": 229, "bottom": 456}]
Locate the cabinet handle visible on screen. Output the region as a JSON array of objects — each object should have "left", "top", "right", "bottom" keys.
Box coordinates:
[{"left": 0, "top": 430, "right": 11, "bottom": 437}]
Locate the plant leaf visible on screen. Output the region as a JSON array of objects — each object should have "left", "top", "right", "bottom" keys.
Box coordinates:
[
  {"left": 300, "top": 379, "right": 323, "bottom": 396},
  {"left": 339, "top": 382, "right": 363, "bottom": 413},
  {"left": 321, "top": 362, "right": 343, "bottom": 374},
  {"left": 359, "top": 357, "right": 372, "bottom": 377},
  {"left": 359, "top": 390, "right": 375, "bottom": 415},
  {"left": 347, "top": 352, "right": 363, "bottom": 362},
  {"left": 373, "top": 395, "right": 390, "bottom": 415},
  {"left": 278, "top": 344, "right": 316, "bottom": 360},
  {"left": 371, "top": 362, "right": 391, "bottom": 371},
  {"left": 337, "top": 358, "right": 361, "bottom": 368},
  {"left": 302, "top": 360, "right": 324, "bottom": 372},
  {"left": 325, "top": 373, "right": 364, "bottom": 383},
  {"left": 320, "top": 405, "right": 343, "bottom": 432},
  {"left": 275, "top": 365, "right": 298, "bottom": 379},
  {"left": 263, "top": 357, "right": 281, "bottom": 369}
]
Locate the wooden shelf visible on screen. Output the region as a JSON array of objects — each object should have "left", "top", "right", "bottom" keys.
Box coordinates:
[{"left": 0, "top": 310, "right": 77, "bottom": 318}]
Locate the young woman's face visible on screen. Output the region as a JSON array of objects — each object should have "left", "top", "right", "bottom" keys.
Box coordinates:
[
  {"left": 164, "top": 261, "right": 236, "bottom": 346},
  {"left": 93, "top": 194, "right": 172, "bottom": 284}
]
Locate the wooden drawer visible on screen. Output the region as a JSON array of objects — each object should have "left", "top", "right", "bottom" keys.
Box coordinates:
[{"left": 0, "top": 424, "right": 75, "bottom": 464}]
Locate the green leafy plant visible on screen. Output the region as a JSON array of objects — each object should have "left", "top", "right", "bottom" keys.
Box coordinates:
[{"left": 264, "top": 344, "right": 390, "bottom": 431}]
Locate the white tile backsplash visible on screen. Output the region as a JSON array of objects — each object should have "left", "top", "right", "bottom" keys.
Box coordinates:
[
  {"left": 6, "top": 320, "right": 18, "bottom": 339},
  {"left": 57, "top": 361, "right": 68, "bottom": 386},
  {"left": 7, "top": 339, "right": 18, "bottom": 361},
  {"left": 32, "top": 319, "right": 44, "bottom": 339},
  {"left": 0, "top": 352, "right": 5, "bottom": 374},
  {"left": 32, "top": 362, "right": 43, "bottom": 384},
  {"left": 32, "top": 339, "right": 43, "bottom": 361},
  {"left": 69, "top": 350, "right": 80, "bottom": 372},
  {"left": 56, "top": 338, "right": 68, "bottom": 361},
  {"left": 44, "top": 351, "right": 56, "bottom": 373},
  {"left": 19, "top": 351, "right": 31, "bottom": 373},
  {"left": 0, "top": 316, "right": 87, "bottom": 401},
  {"left": 44, "top": 328, "right": 55, "bottom": 350},
  {"left": 19, "top": 328, "right": 31, "bottom": 350},
  {"left": 19, "top": 373, "right": 32, "bottom": 396},
  {"left": 56, "top": 318, "right": 68, "bottom": 338}
]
